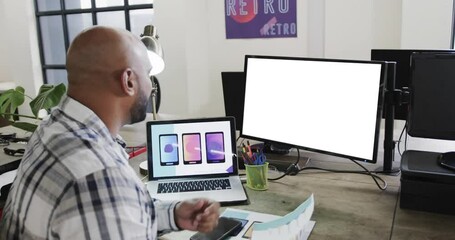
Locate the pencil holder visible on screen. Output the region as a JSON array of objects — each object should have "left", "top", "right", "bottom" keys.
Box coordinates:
[{"left": 245, "top": 162, "right": 268, "bottom": 191}]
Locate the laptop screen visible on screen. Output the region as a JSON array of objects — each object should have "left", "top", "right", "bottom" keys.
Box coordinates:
[{"left": 146, "top": 117, "right": 238, "bottom": 180}]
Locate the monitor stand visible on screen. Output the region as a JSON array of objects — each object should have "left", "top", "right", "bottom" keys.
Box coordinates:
[
  {"left": 379, "top": 62, "right": 401, "bottom": 175},
  {"left": 438, "top": 152, "right": 455, "bottom": 171}
]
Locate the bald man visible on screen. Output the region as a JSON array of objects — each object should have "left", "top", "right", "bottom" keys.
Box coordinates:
[{"left": 0, "top": 26, "right": 220, "bottom": 239}]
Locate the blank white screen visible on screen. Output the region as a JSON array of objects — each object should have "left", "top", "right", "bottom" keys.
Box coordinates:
[{"left": 242, "top": 57, "right": 382, "bottom": 161}]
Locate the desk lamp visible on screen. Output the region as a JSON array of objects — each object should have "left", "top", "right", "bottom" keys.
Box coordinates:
[
  {"left": 140, "top": 25, "right": 164, "bottom": 120},
  {"left": 138, "top": 25, "right": 164, "bottom": 175}
]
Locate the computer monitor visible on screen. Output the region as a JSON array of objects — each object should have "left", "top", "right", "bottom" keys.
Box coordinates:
[
  {"left": 242, "top": 55, "right": 387, "bottom": 163},
  {"left": 371, "top": 49, "right": 455, "bottom": 120},
  {"left": 221, "top": 72, "right": 246, "bottom": 132},
  {"left": 407, "top": 52, "right": 455, "bottom": 140},
  {"left": 407, "top": 52, "right": 455, "bottom": 170}
]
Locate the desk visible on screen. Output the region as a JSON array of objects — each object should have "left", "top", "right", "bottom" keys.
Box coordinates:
[
  {"left": 129, "top": 147, "right": 455, "bottom": 239},
  {"left": 2, "top": 119, "right": 455, "bottom": 239},
  {"left": 0, "top": 126, "right": 30, "bottom": 165}
]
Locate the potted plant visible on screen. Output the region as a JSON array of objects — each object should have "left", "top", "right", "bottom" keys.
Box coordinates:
[{"left": 0, "top": 83, "right": 66, "bottom": 132}]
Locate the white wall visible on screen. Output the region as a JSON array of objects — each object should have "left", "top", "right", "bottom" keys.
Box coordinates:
[
  {"left": 0, "top": 0, "right": 453, "bottom": 117},
  {"left": 155, "top": 0, "right": 309, "bottom": 117},
  {"left": 154, "top": 0, "right": 400, "bottom": 116},
  {"left": 401, "top": 0, "right": 453, "bottom": 48},
  {"left": 372, "top": 0, "right": 402, "bottom": 49},
  {"left": 325, "top": 0, "right": 375, "bottom": 60},
  {"left": 0, "top": 1, "right": 10, "bottom": 84},
  {"left": 324, "top": 0, "right": 403, "bottom": 59},
  {"left": 0, "top": 1, "right": 43, "bottom": 116}
]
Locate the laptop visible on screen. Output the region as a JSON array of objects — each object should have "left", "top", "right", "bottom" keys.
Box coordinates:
[{"left": 145, "top": 117, "right": 248, "bottom": 205}]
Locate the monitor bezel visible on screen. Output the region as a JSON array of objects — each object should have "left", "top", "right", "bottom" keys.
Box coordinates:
[
  {"left": 241, "top": 55, "right": 387, "bottom": 163},
  {"left": 221, "top": 71, "right": 246, "bottom": 133}
]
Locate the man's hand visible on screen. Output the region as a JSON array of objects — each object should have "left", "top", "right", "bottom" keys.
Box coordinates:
[{"left": 174, "top": 199, "right": 220, "bottom": 233}]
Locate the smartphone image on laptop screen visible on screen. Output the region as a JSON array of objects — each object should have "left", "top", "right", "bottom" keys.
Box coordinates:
[
  {"left": 183, "top": 133, "right": 202, "bottom": 164},
  {"left": 159, "top": 134, "right": 179, "bottom": 166},
  {"left": 206, "top": 132, "right": 225, "bottom": 163}
]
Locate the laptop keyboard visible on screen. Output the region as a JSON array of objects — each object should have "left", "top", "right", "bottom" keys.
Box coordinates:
[{"left": 157, "top": 178, "right": 231, "bottom": 193}]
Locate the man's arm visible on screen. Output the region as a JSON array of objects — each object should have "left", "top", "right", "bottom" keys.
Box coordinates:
[{"left": 174, "top": 199, "right": 220, "bottom": 233}]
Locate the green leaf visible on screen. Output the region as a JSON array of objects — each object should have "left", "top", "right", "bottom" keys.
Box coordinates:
[
  {"left": 0, "top": 87, "right": 25, "bottom": 120},
  {"left": 12, "top": 121, "right": 38, "bottom": 132},
  {"left": 30, "top": 83, "right": 66, "bottom": 117},
  {"left": 0, "top": 84, "right": 66, "bottom": 132}
]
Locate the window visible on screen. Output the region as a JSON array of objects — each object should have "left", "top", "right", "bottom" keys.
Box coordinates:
[{"left": 34, "top": 0, "right": 155, "bottom": 85}]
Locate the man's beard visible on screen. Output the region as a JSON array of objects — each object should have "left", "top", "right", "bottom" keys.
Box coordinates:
[{"left": 130, "top": 91, "right": 149, "bottom": 124}]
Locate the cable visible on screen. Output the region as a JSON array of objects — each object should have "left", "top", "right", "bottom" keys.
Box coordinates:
[
  {"left": 267, "top": 149, "right": 387, "bottom": 190},
  {"left": 267, "top": 148, "right": 301, "bottom": 181},
  {"left": 298, "top": 166, "right": 387, "bottom": 191},
  {"left": 347, "top": 157, "right": 387, "bottom": 190},
  {"left": 397, "top": 121, "right": 407, "bottom": 156}
]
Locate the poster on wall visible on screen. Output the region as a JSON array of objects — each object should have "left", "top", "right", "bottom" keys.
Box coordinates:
[{"left": 225, "top": 0, "right": 297, "bottom": 39}]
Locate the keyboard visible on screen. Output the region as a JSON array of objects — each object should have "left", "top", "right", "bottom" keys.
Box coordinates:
[{"left": 157, "top": 178, "right": 231, "bottom": 193}]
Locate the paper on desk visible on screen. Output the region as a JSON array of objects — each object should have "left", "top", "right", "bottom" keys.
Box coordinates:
[
  {"left": 0, "top": 170, "right": 17, "bottom": 196},
  {"left": 221, "top": 194, "right": 315, "bottom": 240},
  {"left": 251, "top": 194, "right": 315, "bottom": 240}
]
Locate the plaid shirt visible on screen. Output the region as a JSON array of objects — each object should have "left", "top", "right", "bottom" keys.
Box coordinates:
[{"left": 1, "top": 96, "right": 179, "bottom": 239}]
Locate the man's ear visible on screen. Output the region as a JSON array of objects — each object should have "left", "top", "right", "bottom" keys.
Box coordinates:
[{"left": 121, "top": 68, "right": 135, "bottom": 96}]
